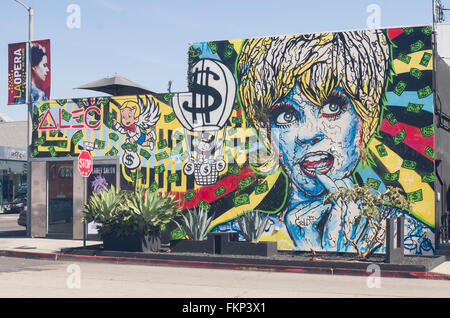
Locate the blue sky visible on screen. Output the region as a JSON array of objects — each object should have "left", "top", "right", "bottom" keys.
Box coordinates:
[{"left": 0, "top": 0, "right": 446, "bottom": 121}]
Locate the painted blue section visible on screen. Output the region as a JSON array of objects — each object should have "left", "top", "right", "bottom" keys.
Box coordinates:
[
  {"left": 355, "top": 164, "right": 387, "bottom": 193},
  {"left": 192, "top": 42, "right": 221, "bottom": 61},
  {"left": 385, "top": 92, "right": 433, "bottom": 113}
]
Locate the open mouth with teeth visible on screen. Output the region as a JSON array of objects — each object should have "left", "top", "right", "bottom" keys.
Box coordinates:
[{"left": 299, "top": 152, "right": 335, "bottom": 178}]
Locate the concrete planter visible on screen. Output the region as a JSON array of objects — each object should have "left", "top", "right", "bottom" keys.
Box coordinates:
[
  {"left": 103, "top": 231, "right": 161, "bottom": 252},
  {"left": 170, "top": 232, "right": 277, "bottom": 257}
]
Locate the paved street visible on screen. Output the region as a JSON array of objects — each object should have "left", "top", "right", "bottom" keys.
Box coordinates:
[
  {"left": 0, "top": 213, "right": 24, "bottom": 233},
  {"left": 0, "top": 256, "right": 449, "bottom": 298}
]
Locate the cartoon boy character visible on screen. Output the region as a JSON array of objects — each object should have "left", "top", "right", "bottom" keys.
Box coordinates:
[{"left": 112, "top": 96, "right": 160, "bottom": 150}]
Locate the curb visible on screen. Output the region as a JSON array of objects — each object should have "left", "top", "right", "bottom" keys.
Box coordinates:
[{"left": 1, "top": 249, "right": 450, "bottom": 281}]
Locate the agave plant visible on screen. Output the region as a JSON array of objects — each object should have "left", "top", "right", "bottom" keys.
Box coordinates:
[
  {"left": 126, "top": 187, "right": 182, "bottom": 235},
  {"left": 176, "top": 207, "right": 213, "bottom": 241},
  {"left": 237, "top": 211, "right": 269, "bottom": 242},
  {"left": 81, "top": 185, "right": 138, "bottom": 239}
]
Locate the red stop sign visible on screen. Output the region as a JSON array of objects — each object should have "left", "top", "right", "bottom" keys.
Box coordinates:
[{"left": 78, "top": 150, "right": 93, "bottom": 177}]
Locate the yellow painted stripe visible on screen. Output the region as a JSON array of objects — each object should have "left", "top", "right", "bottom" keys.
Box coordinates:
[
  {"left": 209, "top": 170, "right": 281, "bottom": 229},
  {"left": 369, "top": 139, "right": 435, "bottom": 227},
  {"left": 393, "top": 50, "right": 432, "bottom": 75}
]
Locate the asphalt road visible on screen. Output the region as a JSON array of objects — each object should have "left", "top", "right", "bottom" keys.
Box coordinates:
[
  {"left": 0, "top": 256, "right": 449, "bottom": 299},
  {"left": 0, "top": 213, "right": 24, "bottom": 233}
]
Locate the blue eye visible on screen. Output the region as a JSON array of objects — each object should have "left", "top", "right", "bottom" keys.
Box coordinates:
[
  {"left": 271, "top": 102, "right": 298, "bottom": 126},
  {"left": 321, "top": 103, "right": 342, "bottom": 117},
  {"left": 276, "top": 112, "right": 297, "bottom": 125}
]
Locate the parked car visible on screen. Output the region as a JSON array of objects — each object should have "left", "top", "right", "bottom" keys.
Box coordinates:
[
  {"left": 17, "top": 206, "right": 27, "bottom": 227},
  {"left": 3, "top": 197, "right": 26, "bottom": 214}
]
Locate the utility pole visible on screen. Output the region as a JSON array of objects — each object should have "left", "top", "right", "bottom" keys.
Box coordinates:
[{"left": 14, "top": 0, "right": 33, "bottom": 238}]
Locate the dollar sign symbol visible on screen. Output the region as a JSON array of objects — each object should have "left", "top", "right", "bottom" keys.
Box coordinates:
[
  {"left": 183, "top": 62, "right": 222, "bottom": 124},
  {"left": 125, "top": 154, "right": 134, "bottom": 167}
]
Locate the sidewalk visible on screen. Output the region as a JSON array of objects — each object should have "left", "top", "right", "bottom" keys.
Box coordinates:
[{"left": 0, "top": 236, "right": 450, "bottom": 280}]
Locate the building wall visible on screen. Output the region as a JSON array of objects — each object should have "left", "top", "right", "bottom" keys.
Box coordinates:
[{"left": 31, "top": 26, "right": 435, "bottom": 254}]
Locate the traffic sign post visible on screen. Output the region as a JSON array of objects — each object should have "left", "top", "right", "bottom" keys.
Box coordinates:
[
  {"left": 78, "top": 150, "right": 92, "bottom": 247},
  {"left": 78, "top": 150, "right": 93, "bottom": 178}
]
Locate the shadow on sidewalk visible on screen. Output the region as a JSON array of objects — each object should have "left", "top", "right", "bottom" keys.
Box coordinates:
[{"left": 0, "top": 230, "right": 27, "bottom": 238}]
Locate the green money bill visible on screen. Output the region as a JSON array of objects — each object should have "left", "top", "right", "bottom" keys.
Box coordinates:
[
  {"left": 420, "top": 52, "right": 432, "bottom": 67},
  {"left": 140, "top": 149, "right": 151, "bottom": 160},
  {"left": 422, "top": 173, "right": 435, "bottom": 183},
  {"left": 418, "top": 86, "right": 432, "bottom": 99},
  {"left": 384, "top": 170, "right": 400, "bottom": 182},
  {"left": 411, "top": 40, "right": 424, "bottom": 53},
  {"left": 401, "top": 160, "right": 417, "bottom": 170},
  {"left": 394, "top": 81, "right": 407, "bottom": 96},
  {"left": 366, "top": 178, "right": 381, "bottom": 190},
  {"left": 233, "top": 194, "right": 250, "bottom": 207},
  {"left": 173, "top": 131, "right": 184, "bottom": 141},
  {"left": 255, "top": 181, "right": 269, "bottom": 195},
  {"left": 198, "top": 200, "right": 211, "bottom": 212},
  {"left": 215, "top": 185, "right": 226, "bottom": 197},
  {"left": 167, "top": 173, "right": 179, "bottom": 183},
  {"left": 149, "top": 181, "right": 158, "bottom": 193},
  {"left": 155, "top": 151, "right": 169, "bottom": 161},
  {"left": 109, "top": 133, "right": 119, "bottom": 141},
  {"left": 398, "top": 53, "right": 411, "bottom": 64},
  {"left": 420, "top": 124, "right": 434, "bottom": 138},
  {"left": 393, "top": 128, "right": 406, "bottom": 145},
  {"left": 424, "top": 146, "right": 434, "bottom": 158},
  {"left": 164, "top": 113, "right": 176, "bottom": 123},
  {"left": 407, "top": 103, "right": 424, "bottom": 113},
  {"left": 208, "top": 42, "right": 218, "bottom": 54},
  {"left": 385, "top": 112, "right": 397, "bottom": 125},
  {"left": 158, "top": 139, "right": 168, "bottom": 149},
  {"left": 154, "top": 165, "right": 165, "bottom": 174},
  {"left": 228, "top": 165, "right": 241, "bottom": 176},
  {"left": 410, "top": 68, "right": 423, "bottom": 80},
  {"left": 184, "top": 190, "right": 196, "bottom": 202},
  {"left": 407, "top": 189, "right": 423, "bottom": 202},
  {"left": 232, "top": 116, "right": 243, "bottom": 125},
  {"left": 238, "top": 177, "right": 253, "bottom": 189}
]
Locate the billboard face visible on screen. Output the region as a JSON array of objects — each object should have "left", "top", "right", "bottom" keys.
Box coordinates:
[
  {"left": 31, "top": 26, "right": 436, "bottom": 255},
  {"left": 7, "top": 42, "right": 27, "bottom": 105},
  {"left": 30, "top": 39, "right": 51, "bottom": 103}
]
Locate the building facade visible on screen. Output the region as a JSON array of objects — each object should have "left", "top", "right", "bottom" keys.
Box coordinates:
[{"left": 29, "top": 24, "right": 449, "bottom": 255}]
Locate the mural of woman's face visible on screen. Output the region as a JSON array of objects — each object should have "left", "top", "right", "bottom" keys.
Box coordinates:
[
  {"left": 269, "top": 85, "right": 363, "bottom": 197},
  {"left": 33, "top": 55, "right": 49, "bottom": 83}
]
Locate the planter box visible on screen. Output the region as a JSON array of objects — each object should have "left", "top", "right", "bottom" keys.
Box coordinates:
[
  {"left": 170, "top": 232, "right": 277, "bottom": 257},
  {"left": 103, "top": 232, "right": 161, "bottom": 252}
]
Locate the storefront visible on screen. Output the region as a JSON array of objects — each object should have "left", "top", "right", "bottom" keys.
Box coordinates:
[{"left": 0, "top": 146, "right": 27, "bottom": 209}]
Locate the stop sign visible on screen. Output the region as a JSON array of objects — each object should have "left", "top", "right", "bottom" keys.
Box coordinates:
[{"left": 78, "top": 150, "right": 93, "bottom": 177}]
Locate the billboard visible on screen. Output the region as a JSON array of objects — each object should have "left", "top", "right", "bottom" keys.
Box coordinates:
[
  {"left": 7, "top": 42, "right": 27, "bottom": 105},
  {"left": 30, "top": 39, "right": 51, "bottom": 103}
]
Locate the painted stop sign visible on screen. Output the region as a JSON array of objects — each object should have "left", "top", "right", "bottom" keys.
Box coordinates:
[{"left": 78, "top": 150, "right": 93, "bottom": 177}]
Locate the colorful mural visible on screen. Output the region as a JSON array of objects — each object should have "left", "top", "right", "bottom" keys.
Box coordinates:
[{"left": 31, "top": 25, "right": 436, "bottom": 254}]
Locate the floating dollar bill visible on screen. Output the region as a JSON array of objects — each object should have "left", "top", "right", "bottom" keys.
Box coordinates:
[
  {"left": 192, "top": 47, "right": 202, "bottom": 58},
  {"left": 149, "top": 181, "right": 158, "bottom": 193},
  {"left": 76, "top": 114, "right": 84, "bottom": 124},
  {"left": 180, "top": 151, "right": 189, "bottom": 162},
  {"left": 232, "top": 116, "right": 243, "bottom": 125},
  {"left": 403, "top": 27, "right": 414, "bottom": 35},
  {"left": 72, "top": 131, "right": 83, "bottom": 145},
  {"left": 164, "top": 113, "right": 176, "bottom": 123},
  {"left": 154, "top": 165, "right": 165, "bottom": 174},
  {"left": 109, "top": 133, "right": 119, "bottom": 142},
  {"left": 420, "top": 52, "right": 432, "bottom": 67},
  {"left": 401, "top": 160, "right": 417, "bottom": 170},
  {"left": 48, "top": 146, "right": 56, "bottom": 157},
  {"left": 398, "top": 53, "right": 411, "bottom": 64},
  {"left": 411, "top": 40, "right": 424, "bottom": 53},
  {"left": 33, "top": 106, "right": 39, "bottom": 116},
  {"left": 140, "top": 149, "right": 151, "bottom": 160},
  {"left": 163, "top": 93, "right": 174, "bottom": 102},
  {"left": 167, "top": 173, "right": 179, "bottom": 183},
  {"left": 238, "top": 177, "right": 253, "bottom": 189},
  {"left": 420, "top": 124, "right": 434, "bottom": 137},
  {"left": 198, "top": 200, "right": 211, "bottom": 212},
  {"left": 422, "top": 173, "right": 435, "bottom": 183},
  {"left": 407, "top": 189, "right": 423, "bottom": 202},
  {"left": 56, "top": 99, "right": 67, "bottom": 106},
  {"left": 61, "top": 109, "right": 71, "bottom": 122},
  {"left": 228, "top": 165, "right": 241, "bottom": 175},
  {"left": 422, "top": 25, "right": 432, "bottom": 36},
  {"left": 407, "top": 103, "right": 424, "bottom": 113},
  {"left": 40, "top": 103, "right": 50, "bottom": 112},
  {"left": 366, "top": 178, "right": 381, "bottom": 190},
  {"left": 58, "top": 141, "right": 68, "bottom": 148},
  {"left": 394, "top": 81, "right": 407, "bottom": 96},
  {"left": 184, "top": 190, "right": 196, "bottom": 201},
  {"left": 208, "top": 42, "right": 218, "bottom": 54},
  {"left": 233, "top": 194, "right": 250, "bottom": 207},
  {"left": 385, "top": 112, "right": 397, "bottom": 125},
  {"left": 384, "top": 170, "right": 400, "bottom": 182},
  {"left": 410, "top": 68, "right": 423, "bottom": 80},
  {"left": 158, "top": 139, "right": 168, "bottom": 149},
  {"left": 34, "top": 136, "right": 45, "bottom": 147},
  {"left": 156, "top": 151, "right": 169, "bottom": 161},
  {"left": 418, "top": 86, "right": 432, "bottom": 99},
  {"left": 170, "top": 144, "right": 184, "bottom": 156},
  {"left": 224, "top": 44, "right": 234, "bottom": 59},
  {"left": 107, "top": 147, "right": 118, "bottom": 157},
  {"left": 170, "top": 228, "right": 184, "bottom": 240},
  {"left": 215, "top": 185, "right": 226, "bottom": 197},
  {"left": 424, "top": 146, "right": 434, "bottom": 158},
  {"left": 94, "top": 139, "right": 105, "bottom": 149},
  {"left": 32, "top": 122, "right": 38, "bottom": 131},
  {"left": 255, "top": 181, "right": 269, "bottom": 195},
  {"left": 173, "top": 131, "right": 184, "bottom": 141},
  {"left": 393, "top": 128, "right": 406, "bottom": 145},
  {"left": 50, "top": 130, "right": 58, "bottom": 137}
]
